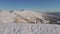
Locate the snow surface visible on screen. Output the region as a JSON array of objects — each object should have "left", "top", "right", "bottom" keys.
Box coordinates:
[
  {"left": 0, "top": 10, "right": 60, "bottom": 34},
  {"left": 0, "top": 23, "right": 60, "bottom": 34}
]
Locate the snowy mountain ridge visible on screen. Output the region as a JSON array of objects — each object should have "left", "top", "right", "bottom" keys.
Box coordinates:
[{"left": 0, "top": 10, "right": 60, "bottom": 24}]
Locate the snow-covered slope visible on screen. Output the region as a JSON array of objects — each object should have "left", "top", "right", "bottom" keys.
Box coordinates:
[
  {"left": 0, "top": 10, "right": 60, "bottom": 34},
  {"left": 0, "top": 10, "right": 60, "bottom": 24},
  {"left": 0, "top": 23, "right": 60, "bottom": 34}
]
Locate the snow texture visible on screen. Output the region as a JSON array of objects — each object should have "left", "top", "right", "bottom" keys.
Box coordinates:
[
  {"left": 0, "top": 23, "right": 60, "bottom": 34},
  {"left": 0, "top": 10, "right": 60, "bottom": 34}
]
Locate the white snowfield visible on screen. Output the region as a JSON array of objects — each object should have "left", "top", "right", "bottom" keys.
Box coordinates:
[
  {"left": 0, "top": 10, "right": 60, "bottom": 34},
  {"left": 0, "top": 23, "right": 60, "bottom": 34}
]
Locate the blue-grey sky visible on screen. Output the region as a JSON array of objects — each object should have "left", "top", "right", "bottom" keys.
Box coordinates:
[{"left": 0, "top": 0, "right": 60, "bottom": 11}]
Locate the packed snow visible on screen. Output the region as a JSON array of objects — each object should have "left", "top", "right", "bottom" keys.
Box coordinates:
[{"left": 0, "top": 23, "right": 60, "bottom": 34}]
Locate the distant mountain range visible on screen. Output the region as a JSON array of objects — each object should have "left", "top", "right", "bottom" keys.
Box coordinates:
[{"left": 45, "top": 12, "right": 60, "bottom": 18}]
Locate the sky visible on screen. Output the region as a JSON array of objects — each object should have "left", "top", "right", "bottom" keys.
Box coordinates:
[{"left": 0, "top": 0, "right": 60, "bottom": 12}]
